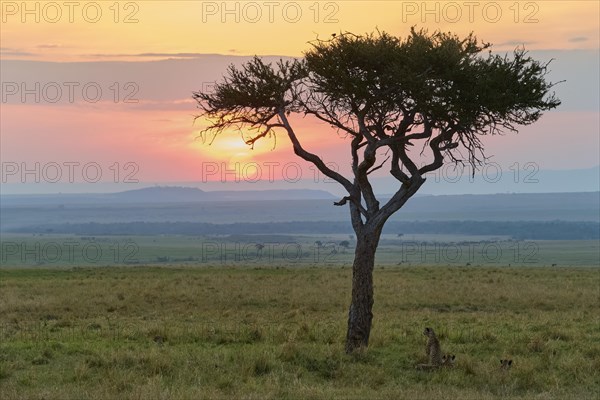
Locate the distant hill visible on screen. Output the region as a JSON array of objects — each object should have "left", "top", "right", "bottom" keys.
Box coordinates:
[
  {"left": 110, "top": 186, "right": 336, "bottom": 202},
  {"left": 0, "top": 186, "right": 336, "bottom": 206},
  {"left": 1, "top": 191, "right": 598, "bottom": 234},
  {"left": 2, "top": 166, "right": 598, "bottom": 197}
]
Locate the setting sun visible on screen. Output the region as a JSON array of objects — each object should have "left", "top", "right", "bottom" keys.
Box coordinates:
[{"left": 1, "top": 1, "right": 598, "bottom": 184}]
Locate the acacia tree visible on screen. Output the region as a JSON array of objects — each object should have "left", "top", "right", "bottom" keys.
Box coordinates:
[{"left": 193, "top": 29, "right": 560, "bottom": 353}]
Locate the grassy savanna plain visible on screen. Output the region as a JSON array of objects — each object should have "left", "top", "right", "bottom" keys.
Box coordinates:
[
  {"left": 0, "top": 260, "right": 599, "bottom": 399},
  {"left": 1, "top": 234, "right": 599, "bottom": 268}
]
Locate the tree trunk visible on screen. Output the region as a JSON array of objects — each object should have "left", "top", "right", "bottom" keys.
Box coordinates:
[{"left": 345, "top": 225, "right": 383, "bottom": 353}]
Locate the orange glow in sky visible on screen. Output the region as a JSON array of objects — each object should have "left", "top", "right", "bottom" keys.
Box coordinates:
[
  {"left": 1, "top": 1, "right": 598, "bottom": 188},
  {"left": 2, "top": 1, "right": 598, "bottom": 61}
]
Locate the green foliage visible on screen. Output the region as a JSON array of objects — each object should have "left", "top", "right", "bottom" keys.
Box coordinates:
[
  {"left": 224, "top": 57, "right": 305, "bottom": 109},
  {"left": 301, "top": 29, "right": 561, "bottom": 173},
  {"left": 195, "top": 28, "right": 560, "bottom": 167},
  {"left": 193, "top": 57, "right": 306, "bottom": 146},
  {"left": 305, "top": 28, "right": 560, "bottom": 132},
  {"left": 304, "top": 30, "right": 488, "bottom": 116}
]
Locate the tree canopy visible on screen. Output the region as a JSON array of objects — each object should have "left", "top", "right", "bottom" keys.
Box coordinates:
[{"left": 194, "top": 29, "right": 559, "bottom": 191}]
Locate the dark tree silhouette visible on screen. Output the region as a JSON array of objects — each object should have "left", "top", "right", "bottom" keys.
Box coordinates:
[{"left": 193, "top": 29, "right": 560, "bottom": 353}]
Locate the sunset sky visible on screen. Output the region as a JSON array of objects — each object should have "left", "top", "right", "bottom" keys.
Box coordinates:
[{"left": 1, "top": 1, "right": 599, "bottom": 193}]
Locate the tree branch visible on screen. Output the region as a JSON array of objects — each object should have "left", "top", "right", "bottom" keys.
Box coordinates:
[
  {"left": 277, "top": 110, "right": 356, "bottom": 195},
  {"left": 419, "top": 126, "right": 457, "bottom": 175},
  {"left": 373, "top": 174, "right": 426, "bottom": 227},
  {"left": 356, "top": 116, "right": 380, "bottom": 214},
  {"left": 367, "top": 155, "right": 390, "bottom": 175},
  {"left": 389, "top": 147, "right": 410, "bottom": 184}
]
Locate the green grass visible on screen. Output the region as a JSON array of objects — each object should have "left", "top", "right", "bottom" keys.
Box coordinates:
[{"left": 0, "top": 265, "right": 598, "bottom": 399}]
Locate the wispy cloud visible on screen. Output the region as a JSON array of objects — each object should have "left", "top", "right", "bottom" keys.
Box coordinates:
[
  {"left": 88, "top": 52, "right": 220, "bottom": 59},
  {"left": 496, "top": 40, "right": 536, "bottom": 48},
  {"left": 568, "top": 36, "right": 588, "bottom": 43},
  {"left": 0, "top": 47, "right": 35, "bottom": 57}
]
